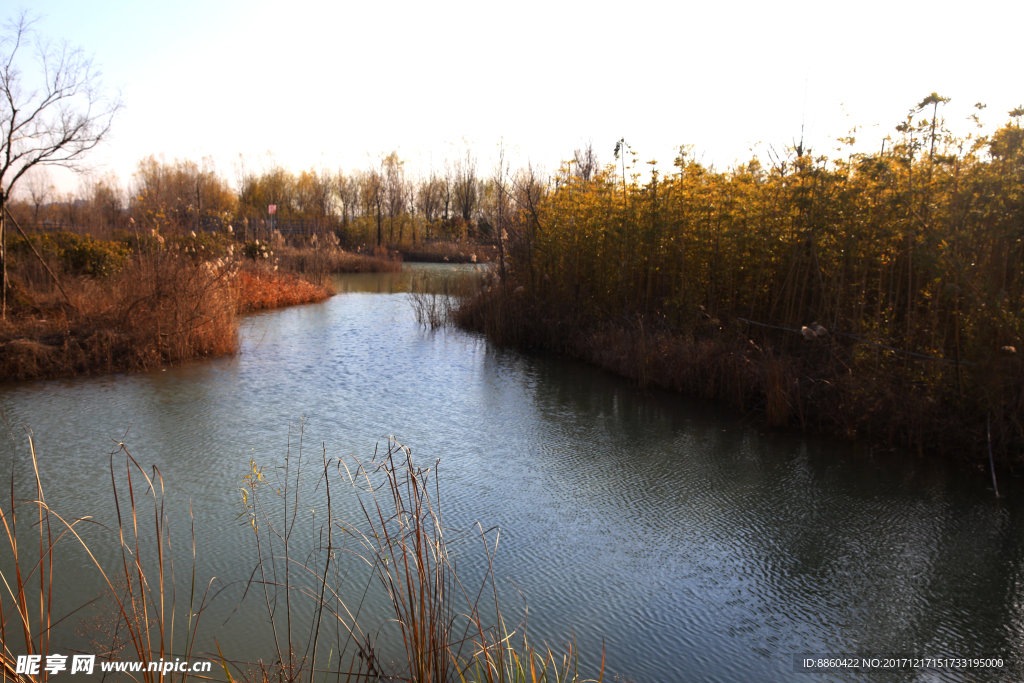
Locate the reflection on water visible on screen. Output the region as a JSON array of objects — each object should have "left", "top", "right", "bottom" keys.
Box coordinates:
[{"left": 1, "top": 264, "right": 1022, "bottom": 682}]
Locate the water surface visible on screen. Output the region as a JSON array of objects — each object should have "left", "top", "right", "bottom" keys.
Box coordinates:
[{"left": 1, "top": 264, "right": 1022, "bottom": 682}]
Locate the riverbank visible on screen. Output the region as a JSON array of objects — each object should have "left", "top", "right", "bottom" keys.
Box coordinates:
[
  {"left": 457, "top": 115, "right": 1024, "bottom": 463},
  {"left": 0, "top": 253, "right": 332, "bottom": 382},
  {"left": 455, "top": 287, "right": 1023, "bottom": 463},
  {"left": 399, "top": 240, "right": 496, "bottom": 263},
  {"left": 272, "top": 243, "right": 402, "bottom": 283},
  {"left": 235, "top": 268, "right": 333, "bottom": 313}
]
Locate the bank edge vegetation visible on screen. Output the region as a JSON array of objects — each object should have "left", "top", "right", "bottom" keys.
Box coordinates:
[
  {"left": 6, "top": 97, "right": 1024, "bottom": 461},
  {"left": 454, "top": 98, "right": 1024, "bottom": 462}
]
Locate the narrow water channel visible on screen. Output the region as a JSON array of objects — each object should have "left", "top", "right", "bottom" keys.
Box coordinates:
[{"left": 1, "top": 264, "right": 1022, "bottom": 682}]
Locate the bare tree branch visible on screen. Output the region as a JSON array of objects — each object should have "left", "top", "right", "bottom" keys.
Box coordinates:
[
  {"left": 0, "top": 11, "right": 121, "bottom": 197},
  {"left": 0, "top": 10, "right": 121, "bottom": 318}
]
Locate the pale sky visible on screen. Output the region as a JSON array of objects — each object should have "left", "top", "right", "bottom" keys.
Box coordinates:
[{"left": 9, "top": 0, "right": 1023, "bottom": 195}]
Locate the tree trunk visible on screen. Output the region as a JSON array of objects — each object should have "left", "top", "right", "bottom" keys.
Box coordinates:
[{"left": 1, "top": 190, "right": 6, "bottom": 320}]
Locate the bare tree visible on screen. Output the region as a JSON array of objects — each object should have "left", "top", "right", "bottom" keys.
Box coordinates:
[
  {"left": 358, "top": 165, "right": 385, "bottom": 248},
  {"left": 0, "top": 11, "right": 121, "bottom": 317},
  {"left": 415, "top": 171, "right": 443, "bottom": 231},
  {"left": 489, "top": 147, "right": 511, "bottom": 286},
  {"left": 84, "top": 170, "right": 124, "bottom": 232},
  {"left": 24, "top": 166, "right": 53, "bottom": 222},
  {"left": 573, "top": 141, "right": 599, "bottom": 181},
  {"left": 453, "top": 148, "right": 478, "bottom": 224},
  {"left": 336, "top": 170, "right": 358, "bottom": 229},
  {"left": 441, "top": 159, "right": 453, "bottom": 222}
]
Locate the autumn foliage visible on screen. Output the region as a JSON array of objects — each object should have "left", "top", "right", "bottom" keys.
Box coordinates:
[
  {"left": 235, "top": 269, "right": 333, "bottom": 313},
  {"left": 459, "top": 101, "right": 1024, "bottom": 460}
]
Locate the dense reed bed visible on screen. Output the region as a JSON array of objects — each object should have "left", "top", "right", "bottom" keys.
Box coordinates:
[
  {"left": 456, "top": 104, "right": 1024, "bottom": 461},
  {"left": 1, "top": 426, "right": 604, "bottom": 683},
  {"left": 235, "top": 270, "right": 332, "bottom": 313}
]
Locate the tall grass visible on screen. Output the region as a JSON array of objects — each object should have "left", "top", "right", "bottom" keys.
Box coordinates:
[
  {"left": 234, "top": 268, "right": 333, "bottom": 313},
  {"left": 455, "top": 108, "right": 1024, "bottom": 460},
  {"left": 409, "top": 270, "right": 489, "bottom": 330},
  {"left": 1, "top": 425, "right": 604, "bottom": 683},
  {"left": 0, "top": 249, "right": 238, "bottom": 381},
  {"left": 0, "top": 235, "right": 340, "bottom": 382},
  {"left": 237, "top": 432, "right": 603, "bottom": 683},
  {"left": 273, "top": 243, "right": 401, "bottom": 286},
  {"left": 0, "top": 429, "right": 212, "bottom": 683},
  {"left": 400, "top": 243, "right": 495, "bottom": 265}
]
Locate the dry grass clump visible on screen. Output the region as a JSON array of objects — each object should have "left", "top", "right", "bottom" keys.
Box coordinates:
[
  {"left": 273, "top": 242, "right": 401, "bottom": 285},
  {"left": 234, "top": 267, "right": 333, "bottom": 313},
  {"left": 0, "top": 235, "right": 339, "bottom": 382},
  {"left": 454, "top": 288, "right": 1022, "bottom": 459},
  {"left": 448, "top": 109, "right": 1024, "bottom": 462},
  {"left": 1, "top": 431, "right": 213, "bottom": 683},
  {"left": 236, "top": 432, "right": 605, "bottom": 683},
  {"left": 1, "top": 252, "right": 237, "bottom": 381}
]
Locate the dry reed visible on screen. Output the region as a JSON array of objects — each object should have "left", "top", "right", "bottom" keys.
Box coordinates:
[
  {"left": 234, "top": 268, "right": 333, "bottom": 314},
  {"left": 235, "top": 430, "right": 606, "bottom": 683},
  {"left": 1, "top": 252, "right": 237, "bottom": 382},
  {"left": 0, "top": 428, "right": 213, "bottom": 683},
  {"left": 0, "top": 244, "right": 338, "bottom": 382},
  {"left": 1, "top": 423, "right": 604, "bottom": 683}
]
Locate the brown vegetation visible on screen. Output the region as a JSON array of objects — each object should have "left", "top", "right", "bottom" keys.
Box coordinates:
[
  {"left": 272, "top": 240, "right": 401, "bottom": 285},
  {"left": 235, "top": 268, "right": 333, "bottom": 313},
  {"left": 2, "top": 429, "right": 604, "bottom": 683},
  {"left": 0, "top": 253, "right": 237, "bottom": 382},
  {"left": 0, "top": 235, "right": 334, "bottom": 382},
  {"left": 455, "top": 104, "right": 1024, "bottom": 462},
  {"left": 400, "top": 240, "right": 496, "bottom": 264}
]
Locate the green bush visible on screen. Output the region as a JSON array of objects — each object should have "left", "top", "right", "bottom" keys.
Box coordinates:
[
  {"left": 63, "top": 236, "right": 129, "bottom": 277},
  {"left": 167, "top": 231, "right": 230, "bottom": 259},
  {"left": 9, "top": 231, "right": 129, "bottom": 277}
]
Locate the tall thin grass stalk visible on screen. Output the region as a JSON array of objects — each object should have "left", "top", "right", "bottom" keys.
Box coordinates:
[
  {"left": 1, "top": 426, "right": 214, "bottom": 683},
  {"left": 2, "top": 421, "right": 603, "bottom": 683},
  {"left": 238, "top": 432, "right": 605, "bottom": 683}
]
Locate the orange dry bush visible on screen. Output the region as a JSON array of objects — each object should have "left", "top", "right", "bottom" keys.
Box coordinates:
[
  {"left": 235, "top": 268, "right": 333, "bottom": 313},
  {"left": 0, "top": 252, "right": 237, "bottom": 381}
]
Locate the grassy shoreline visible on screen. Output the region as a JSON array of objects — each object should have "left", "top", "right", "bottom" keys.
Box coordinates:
[
  {"left": 455, "top": 271, "right": 1022, "bottom": 465},
  {"left": 0, "top": 266, "right": 333, "bottom": 383},
  {"left": 449, "top": 113, "right": 1024, "bottom": 464},
  {"left": 0, "top": 230, "right": 355, "bottom": 383}
]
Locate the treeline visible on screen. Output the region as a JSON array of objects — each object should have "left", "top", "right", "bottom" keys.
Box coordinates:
[
  {"left": 463, "top": 97, "right": 1024, "bottom": 460},
  {"left": 11, "top": 150, "right": 510, "bottom": 247}
]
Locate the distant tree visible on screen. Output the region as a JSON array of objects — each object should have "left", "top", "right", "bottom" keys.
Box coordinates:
[
  {"left": 573, "top": 141, "right": 599, "bottom": 181},
  {"left": 416, "top": 171, "right": 444, "bottom": 229},
  {"left": 382, "top": 151, "right": 406, "bottom": 242},
  {"left": 24, "top": 167, "right": 54, "bottom": 223},
  {"left": 236, "top": 158, "right": 293, "bottom": 226},
  {"left": 133, "top": 156, "right": 235, "bottom": 231},
  {"left": 0, "top": 11, "right": 121, "bottom": 316},
  {"left": 85, "top": 171, "right": 124, "bottom": 231},
  {"left": 441, "top": 159, "right": 454, "bottom": 222},
  {"left": 358, "top": 165, "right": 385, "bottom": 247},
  {"left": 295, "top": 167, "right": 335, "bottom": 219},
  {"left": 453, "top": 149, "right": 478, "bottom": 224},
  {"left": 336, "top": 170, "right": 358, "bottom": 228}
]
